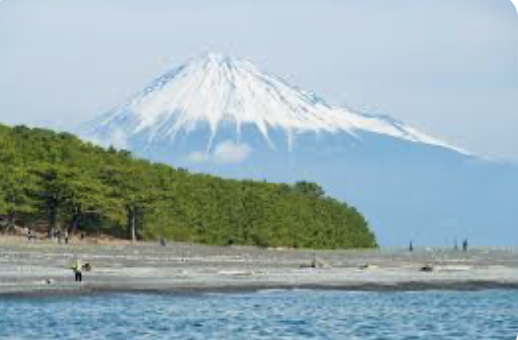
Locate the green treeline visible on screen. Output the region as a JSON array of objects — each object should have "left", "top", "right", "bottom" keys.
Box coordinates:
[{"left": 0, "top": 124, "right": 377, "bottom": 249}]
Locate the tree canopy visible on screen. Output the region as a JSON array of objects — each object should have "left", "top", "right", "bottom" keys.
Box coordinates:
[{"left": 0, "top": 124, "right": 377, "bottom": 249}]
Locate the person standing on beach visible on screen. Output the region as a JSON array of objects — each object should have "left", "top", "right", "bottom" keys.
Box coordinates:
[
  {"left": 71, "top": 260, "right": 83, "bottom": 282},
  {"left": 56, "top": 229, "right": 62, "bottom": 244}
]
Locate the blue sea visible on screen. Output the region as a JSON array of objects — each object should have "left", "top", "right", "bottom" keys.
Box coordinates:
[{"left": 0, "top": 289, "right": 517, "bottom": 339}]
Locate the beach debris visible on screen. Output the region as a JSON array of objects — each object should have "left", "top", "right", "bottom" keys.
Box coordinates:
[
  {"left": 300, "top": 256, "right": 329, "bottom": 269},
  {"left": 359, "top": 264, "right": 378, "bottom": 270},
  {"left": 420, "top": 264, "right": 434, "bottom": 272},
  {"left": 218, "top": 270, "right": 255, "bottom": 276}
]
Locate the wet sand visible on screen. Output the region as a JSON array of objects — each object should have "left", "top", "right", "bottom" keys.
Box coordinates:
[{"left": 1, "top": 236, "right": 518, "bottom": 297}]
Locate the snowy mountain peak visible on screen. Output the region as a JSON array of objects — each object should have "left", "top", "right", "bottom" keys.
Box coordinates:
[{"left": 89, "top": 53, "right": 463, "bottom": 153}]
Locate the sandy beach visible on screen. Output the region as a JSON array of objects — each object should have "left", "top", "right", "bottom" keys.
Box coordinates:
[{"left": 1, "top": 236, "right": 518, "bottom": 297}]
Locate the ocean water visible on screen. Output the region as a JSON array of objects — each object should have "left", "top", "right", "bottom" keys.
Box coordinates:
[{"left": 0, "top": 289, "right": 517, "bottom": 340}]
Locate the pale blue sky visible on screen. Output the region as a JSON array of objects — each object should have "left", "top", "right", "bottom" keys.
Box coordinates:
[{"left": 1, "top": 0, "right": 517, "bottom": 162}]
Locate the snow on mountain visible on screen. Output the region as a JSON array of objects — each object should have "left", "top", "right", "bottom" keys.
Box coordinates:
[{"left": 88, "top": 53, "right": 463, "bottom": 154}]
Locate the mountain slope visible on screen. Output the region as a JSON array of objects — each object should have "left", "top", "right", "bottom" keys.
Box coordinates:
[{"left": 83, "top": 53, "right": 518, "bottom": 246}]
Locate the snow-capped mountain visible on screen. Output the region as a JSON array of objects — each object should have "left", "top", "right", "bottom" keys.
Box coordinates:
[
  {"left": 88, "top": 53, "right": 461, "bottom": 154},
  {"left": 83, "top": 53, "right": 518, "bottom": 246}
]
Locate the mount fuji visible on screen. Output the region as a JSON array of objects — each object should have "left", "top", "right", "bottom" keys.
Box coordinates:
[{"left": 83, "top": 53, "right": 518, "bottom": 246}]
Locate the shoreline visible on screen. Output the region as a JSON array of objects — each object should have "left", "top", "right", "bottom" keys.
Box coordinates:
[
  {"left": 3, "top": 281, "right": 518, "bottom": 300},
  {"left": 1, "top": 237, "right": 518, "bottom": 298}
]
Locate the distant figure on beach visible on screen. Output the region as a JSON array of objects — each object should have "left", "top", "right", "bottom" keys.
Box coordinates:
[
  {"left": 409, "top": 241, "right": 413, "bottom": 252},
  {"left": 462, "top": 239, "right": 468, "bottom": 252},
  {"left": 56, "top": 229, "right": 62, "bottom": 244},
  {"left": 64, "top": 229, "right": 69, "bottom": 244},
  {"left": 71, "top": 260, "right": 83, "bottom": 282},
  {"left": 71, "top": 260, "right": 91, "bottom": 282},
  {"left": 27, "top": 228, "right": 32, "bottom": 241}
]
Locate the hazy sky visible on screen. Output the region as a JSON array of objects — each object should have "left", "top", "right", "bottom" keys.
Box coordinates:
[{"left": 1, "top": 0, "right": 517, "bottom": 162}]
